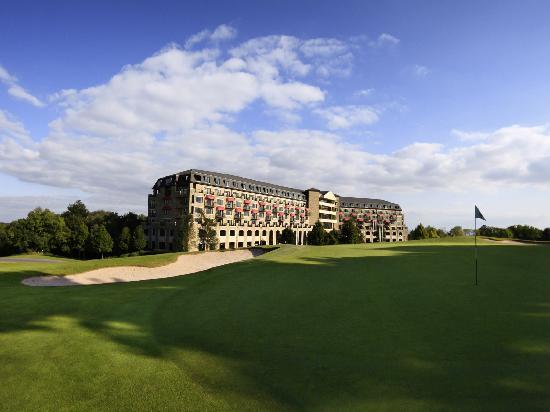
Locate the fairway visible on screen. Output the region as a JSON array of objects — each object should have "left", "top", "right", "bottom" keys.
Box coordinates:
[{"left": 1, "top": 238, "right": 550, "bottom": 411}]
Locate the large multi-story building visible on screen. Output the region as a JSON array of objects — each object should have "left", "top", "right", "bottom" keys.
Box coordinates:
[{"left": 147, "top": 169, "right": 407, "bottom": 250}]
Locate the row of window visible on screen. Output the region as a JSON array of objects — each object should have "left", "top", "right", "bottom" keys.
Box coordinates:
[
  {"left": 342, "top": 208, "right": 402, "bottom": 214},
  {"left": 200, "top": 189, "right": 306, "bottom": 206},
  {"left": 341, "top": 202, "right": 400, "bottom": 210},
  {"left": 149, "top": 228, "right": 174, "bottom": 237},
  {"left": 194, "top": 173, "right": 306, "bottom": 200}
]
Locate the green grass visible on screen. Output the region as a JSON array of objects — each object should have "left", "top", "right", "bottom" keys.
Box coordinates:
[{"left": 2, "top": 238, "right": 550, "bottom": 411}]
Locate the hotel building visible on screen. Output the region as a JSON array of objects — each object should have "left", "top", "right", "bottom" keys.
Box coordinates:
[{"left": 147, "top": 169, "right": 407, "bottom": 250}]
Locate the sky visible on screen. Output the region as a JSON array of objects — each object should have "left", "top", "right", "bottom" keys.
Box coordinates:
[{"left": 1, "top": 0, "right": 550, "bottom": 229}]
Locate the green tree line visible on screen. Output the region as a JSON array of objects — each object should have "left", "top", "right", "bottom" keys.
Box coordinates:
[
  {"left": 0, "top": 200, "right": 147, "bottom": 258},
  {"left": 408, "top": 223, "right": 550, "bottom": 241}
]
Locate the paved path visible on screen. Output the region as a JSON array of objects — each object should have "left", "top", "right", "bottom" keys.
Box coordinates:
[
  {"left": 22, "top": 249, "right": 265, "bottom": 287},
  {"left": 0, "top": 257, "right": 61, "bottom": 263}
]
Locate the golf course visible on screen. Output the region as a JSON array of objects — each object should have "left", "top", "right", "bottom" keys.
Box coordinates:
[{"left": 1, "top": 237, "right": 550, "bottom": 411}]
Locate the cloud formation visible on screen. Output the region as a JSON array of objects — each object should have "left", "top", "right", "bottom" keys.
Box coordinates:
[
  {"left": 1, "top": 29, "right": 550, "bottom": 223},
  {"left": 314, "top": 105, "right": 380, "bottom": 129},
  {"left": 412, "top": 64, "right": 430, "bottom": 77},
  {"left": 0, "top": 64, "right": 44, "bottom": 107},
  {"left": 369, "top": 33, "right": 400, "bottom": 48},
  {"left": 184, "top": 24, "right": 238, "bottom": 49}
]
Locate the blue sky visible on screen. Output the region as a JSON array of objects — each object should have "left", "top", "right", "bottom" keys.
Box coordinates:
[{"left": 1, "top": 0, "right": 550, "bottom": 229}]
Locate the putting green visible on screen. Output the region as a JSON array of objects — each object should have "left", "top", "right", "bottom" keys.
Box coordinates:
[{"left": 1, "top": 238, "right": 550, "bottom": 411}]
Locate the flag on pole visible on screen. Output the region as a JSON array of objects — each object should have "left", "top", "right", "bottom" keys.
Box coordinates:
[
  {"left": 474, "top": 205, "right": 486, "bottom": 286},
  {"left": 475, "top": 206, "right": 486, "bottom": 221}
]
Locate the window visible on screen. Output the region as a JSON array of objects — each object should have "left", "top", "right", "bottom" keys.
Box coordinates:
[
  {"left": 196, "top": 196, "right": 203, "bottom": 203},
  {"left": 217, "top": 199, "right": 223, "bottom": 205},
  {"left": 220, "top": 230, "right": 226, "bottom": 236},
  {"left": 160, "top": 229, "right": 165, "bottom": 236},
  {"left": 247, "top": 230, "right": 252, "bottom": 236},
  {"left": 230, "top": 230, "right": 235, "bottom": 236},
  {"left": 239, "top": 230, "right": 244, "bottom": 236},
  {"left": 226, "top": 210, "right": 231, "bottom": 215}
]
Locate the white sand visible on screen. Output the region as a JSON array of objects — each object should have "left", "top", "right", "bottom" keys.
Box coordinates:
[
  {"left": 483, "top": 239, "right": 530, "bottom": 245},
  {"left": 22, "top": 249, "right": 264, "bottom": 287}
]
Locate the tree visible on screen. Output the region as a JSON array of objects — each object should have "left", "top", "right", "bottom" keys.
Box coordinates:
[
  {"left": 508, "top": 225, "right": 543, "bottom": 241},
  {"left": 279, "top": 227, "right": 296, "bottom": 244},
  {"left": 426, "top": 226, "right": 440, "bottom": 239},
  {"left": 436, "top": 228, "right": 448, "bottom": 238},
  {"left": 63, "top": 201, "right": 90, "bottom": 258},
  {"left": 197, "top": 212, "right": 218, "bottom": 250},
  {"left": 409, "top": 223, "right": 429, "bottom": 240},
  {"left": 70, "top": 221, "right": 89, "bottom": 258},
  {"left": 449, "top": 226, "right": 465, "bottom": 237},
  {"left": 327, "top": 230, "right": 340, "bottom": 245},
  {"left": 89, "top": 224, "right": 113, "bottom": 259},
  {"left": 340, "top": 219, "right": 361, "bottom": 244},
  {"left": 307, "top": 221, "right": 328, "bottom": 245},
  {"left": 478, "top": 225, "right": 512, "bottom": 238},
  {"left": 131, "top": 226, "right": 147, "bottom": 252},
  {"left": 542, "top": 228, "right": 550, "bottom": 241},
  {"left": 174, "top": 214, "right": 196, "bottom": 252},
  {"left": 64, "top": 200, "right": 89, "bottom": 220},
  {"left": 118, "top": 226, "right": 131, "bottom": 254},
  {"left": 0, "top": 223, "right": 15, "bottom": 256}
]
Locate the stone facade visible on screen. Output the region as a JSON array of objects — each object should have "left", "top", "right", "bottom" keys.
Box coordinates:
[{"left": 147, "top": 169, "right": 407, "bottom": 251}]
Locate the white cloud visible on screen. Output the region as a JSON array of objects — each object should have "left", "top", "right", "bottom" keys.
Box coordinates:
[
  {"left": 3, "top": 32, "right": 550, "bottom": 227},
  {"left": 0, "top": 65, "right": 16, "bottom": 83},
  {"left": 231, "top": 35, "right": 354, "bottom": 79},
  {"left": 184, "top": 30, "right": 211, "bottom": 49},
  {"left": 369, "top": 33, "right": 400, "bottom": 48},
  {"left": 0, "top": 64, "right": 45, "bottom": 107},
  {"left": 211, "top": 24, "right": 237, "bottom": 41},
  {"left": 451, "top": 129, "right": 490, "bottom": 141},
  {"left": 314, "top": 105, "right": 379, "bottom": 129},
  {"left": 0, "top": 110, "right": 30, "bottom": 140},
  {"left": 412, "top": 64, "right": 430, "bottom": 77},
  {"left": 260, "top": 81, "right": 324, "bottom": 109},
  {"left": 7, "top": 85, "right": 45, "bottom": 107},
  {"left": 185, "top": 24, "right": 237, "bottom": 49},
  {"left": 301, "top": 38, "right": 348, "bottom": 57},
  {"left": 354, "top": 88, "right": 374, "bottom": 97}
]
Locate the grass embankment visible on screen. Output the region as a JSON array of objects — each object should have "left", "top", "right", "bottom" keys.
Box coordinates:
[
  {"left": 0, "top": 252, "right": 181, "bottom": 278},
  {"left": 2, "top": 238, "right": 550, "bottom": 411}
]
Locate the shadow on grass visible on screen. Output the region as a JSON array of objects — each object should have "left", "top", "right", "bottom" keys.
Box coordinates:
[{"left": 2, "top": 243, "right": 550, "bottom": 410}]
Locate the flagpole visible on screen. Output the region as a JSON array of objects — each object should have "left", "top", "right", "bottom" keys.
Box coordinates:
[{"left": 474, "top": 207, "right": 478, "bottom": 286}]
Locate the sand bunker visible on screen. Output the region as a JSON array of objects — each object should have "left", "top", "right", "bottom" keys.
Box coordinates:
[
  {"left": 483, "top": 239, "right": 530, "bottom": 245},
  {"left": 23, "top": 249, "right": 264, "bottom": 287}
]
